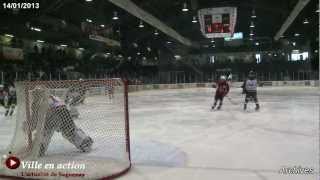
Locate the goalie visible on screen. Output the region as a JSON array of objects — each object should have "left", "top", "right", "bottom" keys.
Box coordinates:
[{"left": 25, "top": 87, "right": 93, "bottom": 157}]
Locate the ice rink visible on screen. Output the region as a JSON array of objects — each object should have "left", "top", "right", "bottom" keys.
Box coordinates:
[
  {"left": 0, "top": 86, "right": 319, "bottom": 180},
  {"left": 123, "top": 86, "right": 319, "bottom": 180}
]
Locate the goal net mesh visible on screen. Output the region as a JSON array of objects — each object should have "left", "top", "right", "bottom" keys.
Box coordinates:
[{"left": 0, "top": 79, "right": 131, "bottom": 179}]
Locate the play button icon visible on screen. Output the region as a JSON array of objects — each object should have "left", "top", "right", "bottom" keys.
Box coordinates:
[{"left": 5, "top": 156, "right": 20, "bottom": 169}]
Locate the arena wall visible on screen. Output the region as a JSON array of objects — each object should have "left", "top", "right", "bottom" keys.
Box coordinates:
[{"left": 128, "top": 80, "right": 319, "bottom": 92}]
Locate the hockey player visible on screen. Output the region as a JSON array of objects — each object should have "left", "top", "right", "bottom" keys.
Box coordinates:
[
  {"left": 212, "top": 76, "right": 230, "bottom": 110},
  {"left": 5, "top": 83, "right": 16, "bottom": 116},
  {"left": 0, "top": 84, "right": 15, "bottom": 116},
  {"left": 106, "top": 81, "right": 114, "bottom": 100},
  {"left": 241, "top": 70, "right": 260, "bottom": 111},
  {"left": 227, "top": 73, "right": 232, "bottom": 82},
  {"left": 24, "top": 87, "right": 93, "bottom": 157},
  {"left": 0, "top": 84, "right": 6, "bottom": 107}
]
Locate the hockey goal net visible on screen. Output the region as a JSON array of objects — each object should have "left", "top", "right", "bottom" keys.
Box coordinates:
[{"left": 0, "top": 79, "right": 131, "bottom": 179}]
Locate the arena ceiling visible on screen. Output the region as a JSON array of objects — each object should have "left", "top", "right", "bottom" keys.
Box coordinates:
[{"left": 0, "top": 0, "right": 318, "bottom": 56}]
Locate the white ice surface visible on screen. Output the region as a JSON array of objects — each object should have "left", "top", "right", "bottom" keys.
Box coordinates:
[
  {"left": 123, "top": 86, "right": 319, "bottom": 180},
  {"left": 0, "top": 86, "right": 319, "bottom": 180}
]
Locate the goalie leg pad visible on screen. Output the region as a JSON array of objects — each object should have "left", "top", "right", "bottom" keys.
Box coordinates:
[
  {"left": 69, "top": 106, "right": 80, "bottom": 118},
  {"left": 64, "top": 128, "right": 93, "bottom": 152},
  {"left": 38, "top": 129, "right": 55, "bottom": 157},
  {"left": 47, "top": 105, "right": 93, "bottom": 153}
]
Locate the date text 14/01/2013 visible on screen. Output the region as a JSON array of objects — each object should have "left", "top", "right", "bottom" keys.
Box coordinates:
[{"left": 3, "top": 3, "right": 40, "bottom": 9}]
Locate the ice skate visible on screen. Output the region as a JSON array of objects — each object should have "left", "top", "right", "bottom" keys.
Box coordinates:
[
  {"left": 243, "top": 104, "right": 247, "bottom": 110},
  {"left": 211, "top": 103, "right": 216, "bottom": 110},
  {"left": 4, "top": 109, "right": 9, "bottom": 116},
  {"left": 255, "top": 104, "right": 260, "bottom": 111},
  {"left": 80, "top": 136, "right": 94, "bottom": 152}
]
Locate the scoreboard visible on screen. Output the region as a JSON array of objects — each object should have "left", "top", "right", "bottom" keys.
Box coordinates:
[{"left": 198, "top": 7, "right": 237, "bottom": 38}]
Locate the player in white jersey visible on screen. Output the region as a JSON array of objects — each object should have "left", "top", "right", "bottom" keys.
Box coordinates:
[
  {"left": 241, "top": 71, "right": 260, "bottom": 111},
  {"left": 25, "top": 87, "right": 93, "bottom": 157}
]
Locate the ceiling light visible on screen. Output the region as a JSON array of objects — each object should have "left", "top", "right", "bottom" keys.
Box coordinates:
[
  {"left": 4, "top": 34, "right": 14, "bottom": 38},
  {"left": 106, "top": 52, "right": 111, "bottom": 55},
  {"left": 147, "top": 47, "right": 151, "bottom": 52},
  {"left": 36, "top": 40, "right": 45, "bottom": 43},
  {"left": 182, "top": 2, "right": 189, "bottom": 12},
  {"left": 34, "top": 28, "right": 42, "bottom": 32},
  {"left": 138, "top": 20, "right": 144, "bottom": 28},
  {"left": 174, "top": 55, "right": 182, "bottom": 60},
  {"left": 303, "top": 19, "right": 309, "bottom": 24},
  {"left": 154, "top": 30, "right": 159, "bottom": 35},
  {"left": 251, "top": 9, "right": 256, "bottom": 18},
  {"left": 85, "top": 0, "right": 92, "bottom": 1},
  {"left": 137, "top": 52, "right": 141, "bottom": 55},
  {"left": 292, "top": 42, "right": 296, "bottom": 46},
  {"left": 294, "top": 33, "right": 300, "bottom": 37},
  {"left": 316, "top": 9, "right": 320, "bottom": 13},
  {"left": 255, "top": 42, "right": 259, "bottom": 46},
  {"left": 249, "top": 37, "right": 253, "bottom": 41},
  {"left": 167, "top": 41, "right": 172, "bottom": 44},
  {"left": 60, "top": 44, "right": 68, "bottom": 47},
  {"left": 249, "top": 29, "right": 254, "bottom": 36},
  {"left": 31, "top": 27, "right": 42, "bottom": 32},
  {"left": 86, "top": 19, "right": 92, "bottom": 23},
  {"left": 211, "top": 45, "right": 215, "bottom": 48},
  {"left": 250, "top": 21, "right": 255, "bottom": 28},
  {"left": 192, "top": 16, "right": 197, "bottom": 23},
  {"left": 100, "top": 24, "right": 105, "bottom": 28},
  {"left": 133, "top": 43, "right": 138, "bottom": 48},
  {"left": 112, "top": 11, "right": 119, "bottom": 20},
  {"left": 211, "top": 38, "right": 215, "bottom": 43}
]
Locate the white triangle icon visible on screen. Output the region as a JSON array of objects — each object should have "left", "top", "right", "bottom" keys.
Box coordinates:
[{"left": 10, "top": 159, "right": 17, "bottom": 167}]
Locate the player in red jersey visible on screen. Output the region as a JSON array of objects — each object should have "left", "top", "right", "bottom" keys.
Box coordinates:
[{"left": 211, "top": 76, "right": 230, "bottom": 110}]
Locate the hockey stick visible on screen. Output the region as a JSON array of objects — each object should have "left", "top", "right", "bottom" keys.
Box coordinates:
[{"left": 226, "top": 95, "right": 240, "bottom": 105}]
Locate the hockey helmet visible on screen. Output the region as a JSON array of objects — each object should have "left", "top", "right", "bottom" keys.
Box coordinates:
[
  {"left": 248, "top": 70, "right": 256, "bottom": 79},
  {"left": 220, "top": 75, "right": 226, "bottom": 80}
]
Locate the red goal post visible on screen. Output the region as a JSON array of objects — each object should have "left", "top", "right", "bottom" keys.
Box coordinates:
[{"left": 0, "top": 78, "right": 131, "bottom": 180}]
